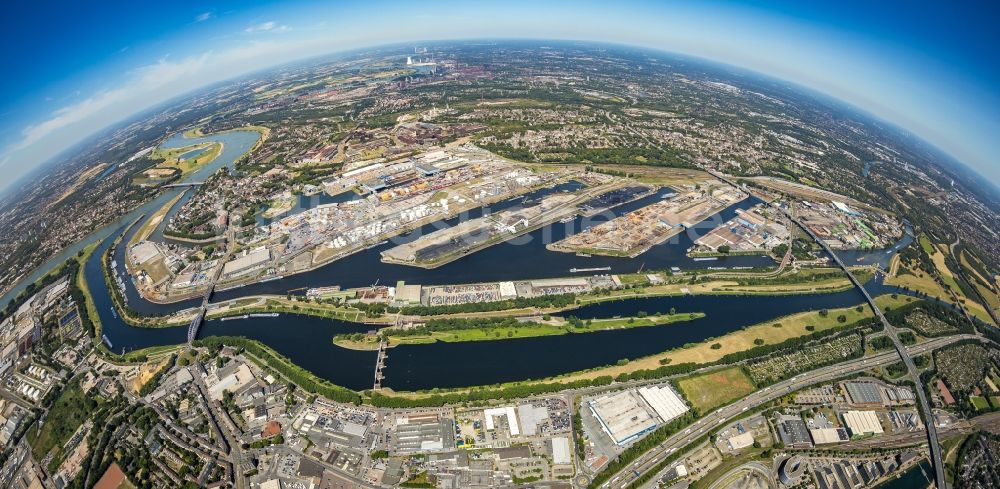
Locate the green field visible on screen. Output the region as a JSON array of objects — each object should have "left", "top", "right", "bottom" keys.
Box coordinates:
[
  {"left": 970, "top": 396, "right": 990, "bottom": 410},
  {"left": 676, "top": 366, "right": 755, "bottom": 413},
  {"left": 27, "top": 379, "right": 98, "bottom": 472},
  {"left": 339, "top": 312, "right": 706, "bottom": 348},
  {"left": 919, "top": 234, "right": 936, "bottom": 255}
]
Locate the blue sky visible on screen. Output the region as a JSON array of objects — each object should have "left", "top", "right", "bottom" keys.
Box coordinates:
[{"left": 1, "top": 0, "right": 998, "bottom": 190}]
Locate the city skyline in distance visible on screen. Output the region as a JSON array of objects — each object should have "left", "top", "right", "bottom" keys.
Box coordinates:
[{"left": 1, "top": 0, "right": 999, "bottom": 192}]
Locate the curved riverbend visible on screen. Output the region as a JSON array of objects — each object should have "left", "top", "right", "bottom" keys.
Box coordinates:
[
  {"left": 0, "top": 128, "right": 263, "bottom": 307},
  {"left": 17, "top": 127, "right": 918, "bottom": 393},
  {"left": 90, "top": 217, "right": 903, "bottom": 391}
]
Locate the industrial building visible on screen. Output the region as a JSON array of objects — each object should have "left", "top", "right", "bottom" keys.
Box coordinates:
[
  {"left": 551, "top": 437, "right": 572, "bottom": 465},
  {"left": 393, "top": 413, "right": 454, "bottom": 454},
  {"left": 589, "top": 391, "right": 659, "bottom": 446},
  {"left": 207, "top": 362, "right": 257, "bottom": 401},
  {"left": 842, "top": 411, "right": 884, "bottom": 436},
  {"left": 727, "top": 432, "right": 755, "bottom": 450},
  {"left": 810, "top": 427, "right": 849, "bottom": 445},
  {"left": 844, "top": 381, "right": 884, "bottom": 407},
  {"left": 637, "top": 384, "right": 689, "bottom": 423},
  {"left": 392, "top": 282, "right": 422, "bottom": 305},
  {"left": 222, "top": 247, "right": 271, "bottom": 278},
  {"left": 516, "top": 403, "right": 548, "bottom": 437},
  {"left": 776, "top": 415, "right": 813, "bottom": 448},
  {"left": 589, "top": 383, "right": 689, "bottom": 446},
  {"left": 483, "top": 406, "right": 520, "bottom": 437}
]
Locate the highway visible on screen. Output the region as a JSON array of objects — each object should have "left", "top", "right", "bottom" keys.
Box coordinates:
[
  {"left": 707, "top": 170, "right": 949, "bottom": 489},
  {"left": 783, "top": 206, "right": 948, "bottom": 489},
  {"left": 602, "top": 334, "right": 979, "bottom": 489}
]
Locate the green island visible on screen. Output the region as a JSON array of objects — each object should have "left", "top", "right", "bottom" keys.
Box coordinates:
[{"left": 332, "top": 311, "right": 706, "bottom": 349}]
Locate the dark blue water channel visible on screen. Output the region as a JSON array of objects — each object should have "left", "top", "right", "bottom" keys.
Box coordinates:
[
  {"left": 122, "top": 186, "right": 776, "bottom": 315},
  {"left": 91, "top": 218, "right": 906, "bottom": 391},
  {"left": 86, "top": 142, "right": 918, "bottom": 391},
  {"left": 384, "top": 278, "right": 899, "bottom": 390}
]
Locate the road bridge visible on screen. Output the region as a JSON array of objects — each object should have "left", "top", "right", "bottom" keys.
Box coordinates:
[
  {"left": 162, "top": 181, "right": 203, "bottom": 188},
  {"left": 188, "top": 228, "right": 235, "bottom": 344},
  {"left": 708, "top": 170, "right": 947, "bottom": 489}
]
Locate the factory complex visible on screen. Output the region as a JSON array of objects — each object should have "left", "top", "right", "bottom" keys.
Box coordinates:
[
  {"left": 549, "top": 181, "right": 747, "bottom": 257},
  {"left": 691, "top": 203, "right": 790, "bottom": 254},
  {"left": 794, "top": 199, "right": 903, "bottom": 250},
  {"left": 587, "top": 383, "right": 689, "bottom": 446}
]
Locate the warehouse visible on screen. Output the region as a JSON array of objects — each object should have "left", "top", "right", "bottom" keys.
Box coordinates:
[
  {"left": 810, "top": 428, "right": 849, "bottom": 445},
  {"left": 551, "top": 437, "right": 572, "bottom": 465},
  {"left": 637, "top": 384, "right": 689, "bottom": 423},
  {"left": 222, "top": 247, "right": 271, "bottom": 278},
  {"left": 844, "top": 381, "right": 884, "bottom": 407},
  {"left": 589, "top": 391, "right": 658, "bottom": 446},
  {"left": 393, "top": 413, "right": 453, "bottom": 453},
  {"left": 727, "top": 432, "right": 755, "bottom": 450},
  {"left": 776, "top": 415, "right": 813, "bottom": 448},
  {"left": 842, "top": 411, "right": 884, "bottom": 436},
  {"left": 483, "top": 406, "right": 520, "bottom": 437}
]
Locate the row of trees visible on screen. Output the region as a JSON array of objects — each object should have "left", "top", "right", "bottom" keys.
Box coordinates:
[
  {"left": 368, "top": 376, "right": 614, "bottom": 408},
  {"left": 400, "top": 293, "right": 577, "bottom": 316}
]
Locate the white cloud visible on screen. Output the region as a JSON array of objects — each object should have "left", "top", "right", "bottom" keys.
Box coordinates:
[
  {"left": 14, "top": 53, "right": 211, "bottom": 153},
  {"left": 245, "top": 21, "right": 289, "bottom": 33},
  {"left": 0, "top": 38, "right": 332, "bottom": 182},
  {"left": 195, "top": 12, "right": 213, "bottom": 22}
]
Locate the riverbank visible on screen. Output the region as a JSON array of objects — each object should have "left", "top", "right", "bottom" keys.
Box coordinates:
[
  {"left": 108, "top": 266, "right": 872, "bottom": 330},
  {"left": 576, "top": 270, "right": 870, "bottom": 305},
  {"left": 76, "top": 242, "right": 103, "bottom": 338},
  {"left": 364, "top": 293, "right": 916, "bottom": 404},
  {"left": 547, "top": 293, "right": 912, "bottom": 384},
  {"left": 128, "top": 191, "right": 186, "bottom": 247},
  {"left": 333, "top": 311, "right": 706, "bottom": 349}
]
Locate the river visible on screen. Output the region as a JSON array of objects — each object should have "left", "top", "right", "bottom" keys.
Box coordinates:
[
  {"left": 0, "top": 129, "right": 263, "bottom": 307},
  {"left": 90, "top": 213, "right": 906, "bottom": 391},
  {"left": 12, "top": 128, "right": 917, "bottom": 392}
]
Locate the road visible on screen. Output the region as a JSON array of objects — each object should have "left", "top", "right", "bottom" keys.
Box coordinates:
[
  {"left": 192, "top": 360, "right": 246, "bottom": 489},
  {"left": 189, "top": 226, "right": 236, "bottom": 344},
  {"left": 708, "top": 170, "right": 949, "bottom": 489},
  {"left": 601, "top": 334, "right": 979, "bottom": 489},
  {"left": 789, "top": 210, "right": 948, "bottom": 489}
]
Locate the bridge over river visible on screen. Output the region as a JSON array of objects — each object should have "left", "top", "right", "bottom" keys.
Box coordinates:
[{"left": 710, "top": 170, "right": 948, "bottom": 489}]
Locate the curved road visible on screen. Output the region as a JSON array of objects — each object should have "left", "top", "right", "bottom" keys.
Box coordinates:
[
  {"left": 708, "top": 170, "right": 949, "bottom": 489},
  {"left": 600, "top": 332, "right": 978, "bottom": 489}
]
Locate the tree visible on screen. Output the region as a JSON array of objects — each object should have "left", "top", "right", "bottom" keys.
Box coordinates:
[
  {"left": 837, "top": 314, "right": 847, "bottom": 323},
  {"left": 718, "top": 245, "right": 731, "bottom": 254}
]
